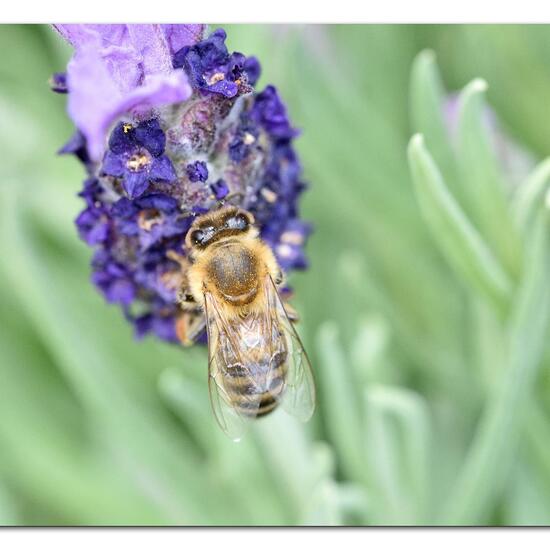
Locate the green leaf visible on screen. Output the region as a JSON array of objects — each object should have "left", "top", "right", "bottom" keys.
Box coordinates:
[
  {"left": 364, "top": 385, "right": 431, "bottom": 524},
  {"left": 512, "top": 157, "right": 550, "bottom": 235},
  {"left": 408, "top": 134, "right": 512, "bottom": 314},
  {"left": 316, "top": 322, "right": 367, "bottom": 485},
  {"left": 410, "top": 50, "right": 457, "bottom": 190},
  {"left": 456, "top": 79, "right": 522, "bottom": 277},
  {"left": 302, "top": 480, "right": 342, "bottom": 526},
  {"left": 253, "top": 414, "right": 325, "bottom": 524}
]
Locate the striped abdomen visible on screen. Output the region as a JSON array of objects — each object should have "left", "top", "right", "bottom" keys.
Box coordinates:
[{"left": 222, "top": 351, "right": 288, "bottom": 418}]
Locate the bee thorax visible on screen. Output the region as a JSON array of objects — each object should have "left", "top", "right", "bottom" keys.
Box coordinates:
[{"left": 206, "top": 242, "right": 259, "bottom": 305}]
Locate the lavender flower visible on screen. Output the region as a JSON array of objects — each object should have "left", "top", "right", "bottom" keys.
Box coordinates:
[{"left": 54, "top": 25, "right": 311, "bottom": 344}]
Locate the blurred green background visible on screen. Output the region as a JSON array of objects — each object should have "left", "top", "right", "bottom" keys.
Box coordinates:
[{"left": 1, "top": 24, "right": 550, "bottom": 525}]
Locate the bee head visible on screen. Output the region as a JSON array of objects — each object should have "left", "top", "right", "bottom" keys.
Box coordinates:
[{"left": 185, "top": 207, "right": 256, "bottom": 252}]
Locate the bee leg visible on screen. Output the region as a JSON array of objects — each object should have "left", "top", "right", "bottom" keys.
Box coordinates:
[
  {"left": 177, "top": 288, "right": 199, "bottom": 311},
  {"left": 175, "top": 311, "right": 206, "bottom": 347},
  {"left": 175, "top": 284, "right": 205, "bottom": 345}
]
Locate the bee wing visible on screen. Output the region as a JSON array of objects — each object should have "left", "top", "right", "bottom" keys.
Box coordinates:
[
  {"left": 204, "top": 291, "right": 259, "bottom": 441},
  {"left": 265, "top": 275, "right": 316, "bottom": 422}
]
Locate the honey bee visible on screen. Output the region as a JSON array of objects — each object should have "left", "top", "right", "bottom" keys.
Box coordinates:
[{"left": 175, "top": 205, "right": 315, "bottom": 440}]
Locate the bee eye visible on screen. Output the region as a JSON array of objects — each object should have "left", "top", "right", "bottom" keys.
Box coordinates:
[
  {"left": 191, "top": 229, "right": 205, "bottom": 245},
  {"left": 226, "top": 213, "right": 249, "bottom": 231}
]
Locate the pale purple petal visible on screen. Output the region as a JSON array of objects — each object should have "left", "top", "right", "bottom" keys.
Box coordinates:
[
  {"left": 66, "top": 45, "right": 122, "bottom": 161},
  {"left": 56, "top": 24, "right": 199, "bottom": 160},
  {"left": 161, "top": 25, "right": 206, "bottom": 54},
  {"left": 67, "top": 46, "right": 192, "bottom": 161},
  {"left": 55, "top": 24, "right": 200, "bottom": 87},
  {"left": 127, "top": 25, "right": 173, "bottom": 77},
  {"left": 55, "top": 25, "right": 141, "bottom": 92},
  {"left": 116, "top": 70, "right": 193, "bottom": 123},
  {"left": 54, "top": 24, "right": 204, "bottom": 56},
  {"left": 100, "top": 44, "right": 142, "bottom": 94},
  {"left": 54, "top": 24, "right": 130, "bottom": 49}
]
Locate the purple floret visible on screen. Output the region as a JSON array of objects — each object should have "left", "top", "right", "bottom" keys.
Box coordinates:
[
  {"left": 101, "top": 119, "right": 177, "bottom": 199},
  {"left": 172, "top": 28, "right": 260, "bottom": 98},
  {"left": 186, "top": 161, "right": 209, "bottom": 182}
]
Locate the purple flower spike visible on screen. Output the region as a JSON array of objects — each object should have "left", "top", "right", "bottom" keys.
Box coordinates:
[
  {"left": 55, "top": 24, "right": 205, "bottom": 160},
  {"left": 55, "top": 26, "right": 311, "bottom": 345}
]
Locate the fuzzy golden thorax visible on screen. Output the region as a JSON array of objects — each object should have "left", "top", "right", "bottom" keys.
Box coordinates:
[{"left": 185, "top": 207, "right": 280, "bottom": 318}]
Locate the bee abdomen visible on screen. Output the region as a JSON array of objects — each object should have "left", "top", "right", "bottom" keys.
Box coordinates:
[
  {"left": 239, "top": 392, "right": 279, "bottom": 418},
  {"left": 223, "top": 354, "right": 288, "bottom": 419}
]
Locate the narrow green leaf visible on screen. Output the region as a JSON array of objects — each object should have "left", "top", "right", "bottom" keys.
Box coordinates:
[
  {"left": 316, "top": 322, "right": 367, "bottom": 485},
  {"left": 456, "top": 79, "right": 522, "bottom": 277},
  {"left": 253, "top": 413, "right": 322, "bottom": 523},
  {"left": 332, "top": 483, "right": 371, "bottom": 525},
  {"left": 512, "top": 157, "right": 550, "bottom": 234},
  {"left": 302, "top": 480, "right": 342, "bottom": 526},
  {"left": 408, "top": 134, "right": 512, "bottom": 313},
  {"left": 365, "top": 385, "right": 431, "bottom": 524},
  {"left": 410, "top": 50, "right": 457, "bottom": 187},
  {"left": 350, "top": 315, "right": 392, "bottom": 385}
]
